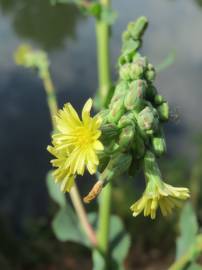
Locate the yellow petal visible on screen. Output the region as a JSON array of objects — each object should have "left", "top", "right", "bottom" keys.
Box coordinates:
[
  {"left": 60, "top": 175, "right": 75, "bottom": 192},
  {"left": 82, "top": 98, "right": 93, "bottom": 123},
  {"left": 93, "top": 140, "right": 104, "bottom": 151}
]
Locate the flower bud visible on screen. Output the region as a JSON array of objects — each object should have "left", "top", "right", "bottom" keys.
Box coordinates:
[
  {"left": 154, "top": 95, "right": 165, "bottom": 105},
  {"left": 128, "top": 16, "right": 148, "bottom": 40},
  {"left": 110, "top": 81, "right": 129, "bottom": 106},
  {"left": 100, "top": 123, "right": 120, "bottom": 143},
  {"left": 101, "top": 153, "right": 132, "bottom": 181},
  {"left": 118, "top": 49, "right": 140, "bottom": 66},
  {"left": 137, "top": 106, "right": 158, "bottom": 131},
  {"left": 119, "top": 63, "right": 131, "bottom": 81},
  {"left": 129, "top": 63, "right": 144, "bottom": 80},
  {"left": 157, "top": 102, "right": 169, "bottom": 121},
  {"left": 119, "top": 125, "right": 135, "bottom": 149},
  {"left": 133, "top": 56, "right": 148, "bottom": 68},
  {"left": 108, "top": 96, "right": 125, "bottom": 123},
  {"left": 124, "top": 80, "right": 146, "bottom": 111},
  {"left": 118, "top": 112, "right": 135, "bottom": 128},
  {"left": 123, "top": 39, "right": 141, "bottom": 55},
  {"left": 145, "top": 69, "right": 156, "bottom": 81},
  {"left": 97, "top": 109, "right": 109, "bottom": 125},
  {"left": 152, "top": 130, "right": 167, "bottom": 156},
  {"left": 122, "top": 30, "right": 131, "bottom": 42}
]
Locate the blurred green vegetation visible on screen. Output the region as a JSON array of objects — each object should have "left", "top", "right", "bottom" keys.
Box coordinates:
[
  {"left": 195, "top": 0, "right": 202, "bottom": 8},
  {"left": 0, "top": 0, "right": 83, "bottom": 50}
]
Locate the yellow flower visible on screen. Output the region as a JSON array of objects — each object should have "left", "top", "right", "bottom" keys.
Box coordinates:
[
  {"left": 130, "top": 180, "right": 190, "bottom": 219},
  {"left": 47, "top": 98, "right": 104, "bottom": 192}
]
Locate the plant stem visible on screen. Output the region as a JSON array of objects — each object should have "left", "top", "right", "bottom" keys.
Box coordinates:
[
  {"left": 97, "top": 184, "right": 112, "bottom": 253},
  {"left": 96, "top": 0, "right": 112, "bottom": 267},
  {"left": 43, "top": 70, "right": 98, "bottom": 247},
  {"left": 96, "top": 0, "right": 111, "bottom": 107},
  {"left": 43, "top": 71, "right": 58, "bottom": 127},
  {"left": 71, "top": 185, "right": 98, "bottom": 246}
]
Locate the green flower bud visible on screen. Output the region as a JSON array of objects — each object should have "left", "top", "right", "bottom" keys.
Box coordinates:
[
  {"left": 97, "top": 109, "right": 109, "bottom": 125},
  {"left": 123, "top": 39, "right": 141, "bottom": 55},
  {"left": 119, "top": 125, "right": 135, "bottom": 149},
  {"left": 122, "top": 30, "right": 131, "bottom": 42},
  {"left": 154, "top": 95, "right": 165, "bottom": 105},
  {"left": 118, "top": 49, "right": 141, "bottom": 66},
  {"left": 118, "top": 112, "right": 135, "bottom": 128},
  {"left": 137, "top": 106, "right": 158, "bottom": 131},
  {"left": 152, "top": 129, "right": 167, "bottom": 156},
  {"left": 100, "top": 123, "right": 120, "bottom": 143},
  {"left": 133, "top": 56, "right": 148, "bottom": 68},
  {"left": 157, "top": 102, "right": 169, "bottom": 121},
  {"left": 128, "top": 16, "right": 148, "bottom": 40},
  {"left": 129, "top": 63, "right": 144, "bottom": 80},
  {"left": 111, "top": 81, "right": 129, "bottom": 102},
  {"left": 108, "top": 96, "right": 125, "bottom": 123},
  {"left": 145, "top": 69, "right": 156, "bottom": 81},
  {"left": 101, "top": 153, "right": 132, "bottom": 181},
  {"left": 124, "top": 80, "right": 146, "bottom": 111},
  {"left": 119, "top": 63, "right": 131, "bottom": 81}
]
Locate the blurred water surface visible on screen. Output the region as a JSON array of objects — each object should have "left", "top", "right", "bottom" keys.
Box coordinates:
[{"left": 0, "top": 0, "right": 201, "bottom": 225}]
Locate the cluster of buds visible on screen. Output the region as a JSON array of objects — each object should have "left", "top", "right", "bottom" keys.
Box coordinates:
[
  {"left": 14, "top": 45, "right": 50, "bottom": 79},
  {"left": 84, "top": 17, "right": 189, "bottom": 218}
]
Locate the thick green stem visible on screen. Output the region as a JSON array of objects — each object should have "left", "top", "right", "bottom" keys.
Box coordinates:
[
  {"left": 96, "top": 0, "right": 112, "bottom": 268},
  {"left": 97, "top": 184, "right": 112, "bottom": 254},
  {"left": 96, "top": 0, "right": 111, "bottom": 107},
  {"left": 42, "top": 70, "right": 97, "bottom": 247}
]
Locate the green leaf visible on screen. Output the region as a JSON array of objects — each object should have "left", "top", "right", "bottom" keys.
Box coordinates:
[
  {"left": 46, "top": 171, "right": 66, "bottom": 208},
  {"left": 176, "top": 202, "right": 199, "bottom": 259},
  {"left": 156, "top": 50, "right": 176, "bottom": 72},
  {"left": 92, "top": 250, "right": 106, "bottom": 270},
  {"left": 52, "top": 205, "right": 89, "bottom": 246},
  {"left": 52, "top": 209, "right": 97, "bottom": 247},
  {"left": 92, "top": 214, "right": 131, "bottom": 270},
  {"left": 187, "top": 263, "right": 202, "bottom": 270},
  {"left": 110, "top": 216, "right": 131, "bottom": 270}
]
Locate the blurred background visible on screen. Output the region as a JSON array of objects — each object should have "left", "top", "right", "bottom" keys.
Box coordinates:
[{"left": 0, "top": 0, "right": 202, "bottom": 269}]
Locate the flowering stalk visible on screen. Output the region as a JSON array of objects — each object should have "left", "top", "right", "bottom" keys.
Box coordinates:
[
  {"left": 14, "top": 45, "right": 97, "bottom": 247},
  {"left": 96, "top": 0, "right": 111, "bottom": 108},
  {"left": 95, "top": 0, "right": 112, "bottom": 267},
  {"left": 41, "top": 70, "right": 58, "bottom": 127}
]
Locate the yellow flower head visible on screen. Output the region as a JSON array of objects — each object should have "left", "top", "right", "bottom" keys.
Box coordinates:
[
  {"left": 47, "top": 98, "right": 104, "bottom": 192},
  {"left": 130, "top": 180, "right": 190, "bottom": 219}
]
